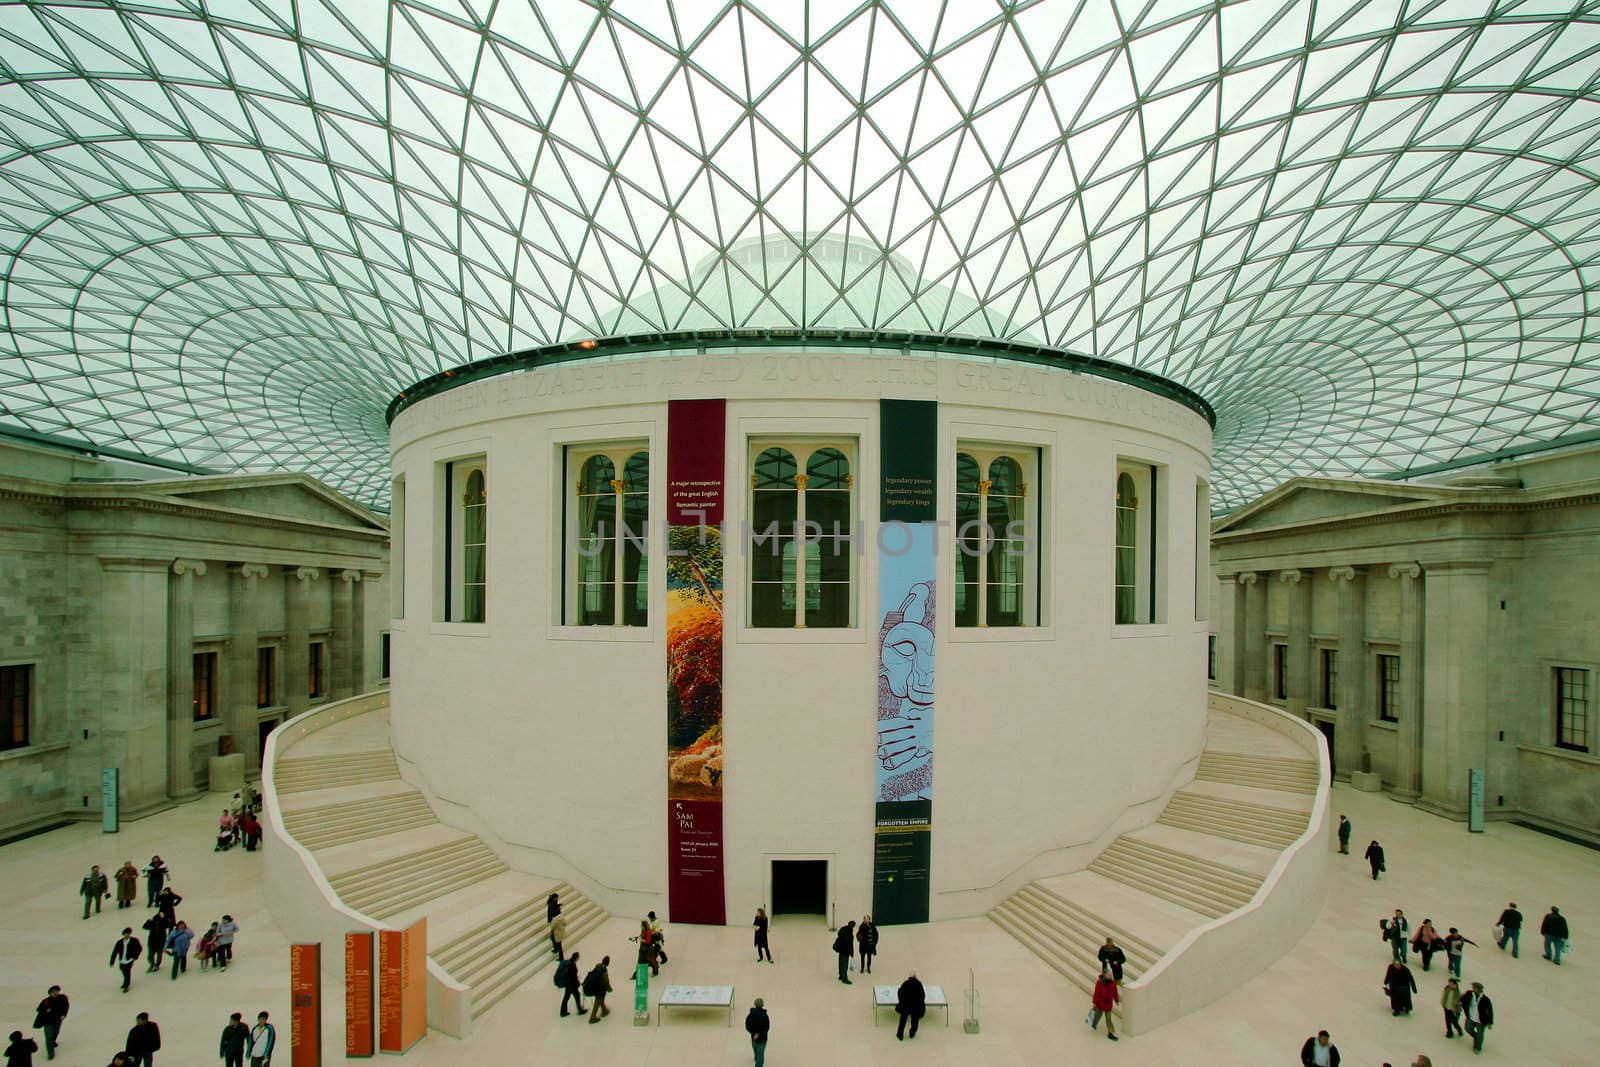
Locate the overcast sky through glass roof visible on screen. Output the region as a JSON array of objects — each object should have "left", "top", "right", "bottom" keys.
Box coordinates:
[{"left": 1, "top": 0, "right": 1598, "bottom": 509}]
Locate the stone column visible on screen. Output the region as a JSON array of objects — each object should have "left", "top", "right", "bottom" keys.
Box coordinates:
[
  {"left": 1241, "top": 571, "right": 1267, "bottom": 702},
  {"left": 1389, "top": 562, "right": 1424, "bottom": 801},
  {"left": 1328, "top": 566, "right": 1368, "bottom": 780},
  {"left": 285, "top": 567, "right": 321, "bottom": 715},
  {"left": 1217, "top": 573, "right": 1242, "bottom": 694},
  {"left": 96, "top": 557, "right": 171, "bottom": 817},
  {"left": 1281, "top": 569, "right": 1311, "bottom": 717},
  {"left": 227, "top": 564, "right": 269, "bottom": 774},
  {"left": 166, "top": 559, "right": 207, "bottom": 800},
  {"left": 331, "top": 570, "right": 361, "bottom": 699},
  {"left": 1419, "top": 561, "right": 1492, "bottom": 820}
]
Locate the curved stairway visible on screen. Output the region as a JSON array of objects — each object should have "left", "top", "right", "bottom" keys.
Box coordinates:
[
  {"left": 275, "top": 711, "right": 605, "bottom": 1018},
  {"left": 989, "top": 707, "right": 1317, "bottom": 1008}
]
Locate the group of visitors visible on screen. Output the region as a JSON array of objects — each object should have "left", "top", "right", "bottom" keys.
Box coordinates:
[
  {"left": 828, "top": 916, "right": 880, "bottom": 982},
  {"left": 5, "top": 989, "right": 274, "bottom": 1066},
  {"left": 216, "top": 788, "right": 262, "bottom": 852},
  {"left": 1082, "top": 936, "right": 1127, "bottom": 1041}
]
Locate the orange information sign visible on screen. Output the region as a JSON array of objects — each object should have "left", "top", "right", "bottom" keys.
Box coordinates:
[
  {"left": 378, "top": 919, "right": 427, "bottom": 1053},
  {"left": 344, "top": 931, "right": 374, "bottom": 1057},
  {"left": 289, "top": 942, "right": 321, "bottom": 1067}
]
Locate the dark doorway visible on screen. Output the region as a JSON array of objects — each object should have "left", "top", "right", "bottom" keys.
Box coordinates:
[
  {"left": 258, "top": 718, "right": 280, "bottom": 765},
  {"left": 1316, "top": 719, "right": 1336, "bottom": 775},
  {"left": 770, "top": 860, "right": 827, "bottom": 916}
]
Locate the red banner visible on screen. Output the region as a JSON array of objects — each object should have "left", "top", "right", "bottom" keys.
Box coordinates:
[
  {"left": 378, "top": 919, "right": 426, "bottom": 1053},
  {"left": 344, "top": 932, "right": 373, "bottom": 1057},
  {"left": 665, "top": 398, "right": 726, "bottom": 925},
  {"left": 289, "top": 943, "right": 320, "bottom": 1067}
]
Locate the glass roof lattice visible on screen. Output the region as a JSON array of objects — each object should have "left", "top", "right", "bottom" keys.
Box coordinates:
[{"left": 2, "top": 0, "right": 1599, "bottom": 511}]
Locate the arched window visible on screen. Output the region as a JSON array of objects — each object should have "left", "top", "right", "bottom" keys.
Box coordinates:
[
  {"left": 439, "top": 456, "right": 487, "bottom": 624},
  {"left": 462, "top": 469, "right": 487, "bottom": 622},
  {"left": 750, "top": 441, "right": 854, "bottom": 628},
  {"left": 954, "top": 446, "right": 1037, "bottom": 627},
  {"left": 568, "top": 444, "right": 650, "bottom": 626},
  {"left": 1114, "top": 461, "right": 1161, "bottom": 625}
]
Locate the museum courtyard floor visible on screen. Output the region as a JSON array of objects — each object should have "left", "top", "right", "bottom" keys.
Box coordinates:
[{"left": 1, "top": 782, "right": 1593, "bottom": 1066}]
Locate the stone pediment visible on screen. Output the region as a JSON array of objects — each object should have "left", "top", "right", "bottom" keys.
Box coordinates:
[
  {"left": 1215, "top": 479, "right": 1446, "bottom": 533},
  {"left": 147, "top": 475, "right": 386, "bottom": 530}
]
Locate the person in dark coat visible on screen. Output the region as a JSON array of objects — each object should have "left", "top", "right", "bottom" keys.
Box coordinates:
[
  {"left": 114, "top": 862, "right": 139, "bottom": 910},
  {"left": 33, "top": 985, "right": 68, "bottom": 1060},
  {"left": 856, "top": 916, "right": 878, "bottom": 974},
  {"left": 1495, "top": 901, "right": 1522, "bottom": 957},
  {"left": 141, "top": 912, "right": 170, "bottom": 973},
  {"left": 219, "top": 1012, "right": 250, "bottom": 1067},
  {"left": 557, "top": 951, "right": 584, "bottom": 1017},
  {"left": 1299, "top": 1030, "right": 1340, "bottom": 1066},
  {"left": 1336, "top": 814, "right": 1352, "bottom": 854},
  {"left": 753, "top": 907, "right": 772, "bottom": 962},
  {"left": 1364, "top": 840, "right": 1386, "bottom": 880},
  {"left": 124, "top": 1013, "right": 159, "bottom": 1067},
  {"left": 1460, "top": 981, "right": 1494, "bottom": 1054},
  {"left": 80, "top": 865, "right": 109, "bottom": 919},
  {"left": 895, "top": 974, "right": 926, "bottom": 1040},
  {"left": 744, "top": 997, "right": 770, "bottom": 1066},
  {"left": 154, "top": 887, "right": 181, "bottom": 927},
  {"left": 108, "top": 928, "right": 142, "bottom": 993},
  {"left": 1540, "top": 905, "right": 1569, "bottom": 964},
  {"left": 141, "top": 857, "right": 168, "bottom": 908},
  {"left": 5, "top": 1031, "right": 38, "bottom": 1067},
  {"left": 584, "top": 956, "right": 612, "bottom": 1023},
  {"left": 1097, "top": 937, "right": 1127, "bottom": 982},
  {"left": 1384, "top": 960, "right": 1417, "bottom": 1016},
  {"left": 546, "top": 892, "right": 561, "bottom": 924},
  {"left": 833, "top": 922, "right": 855, "bottom": 984}
]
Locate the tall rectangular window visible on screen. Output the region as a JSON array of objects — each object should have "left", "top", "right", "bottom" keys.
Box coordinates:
[
  {"left": 390, "top": 476, "right": 405, "bottom": 619},
  {"left": 257, "top": 645, "right": 276, "bottom": 708},
  {"left": 192, "top": 652, "right": 216, "bottom": 721},
  {"left": 1322, "top": 648, "right": 1339, "bottom": 709},
  {"left": 1272, "top": 642, "right": 1288, "bottom": 700},
  {"left": 750, "top": 440, "right": 854, "bottom": 628},
  {"left": 1114, "top": 460, "right": 1160, "bottom": 624},
  {"left": 1378, "top": 654, "right": 1400, "bottom": 722},
  {"left": 1207, "top": 635, "right": 1217, "bottom": 681},
  {"left": 441, "top": 458, "right": 488, "bottom": 623},
  {"left": 1556, "top": 667, "right": 1589, "bottom": 752},
  {"left": 308, "top": 641, "right": 325, "bottom": 699},
  {"left": 565, "top": 444, "right": 649, "bottom": 626},
  {"left": 1194, "top": 480, "right": 1210, "bottom": 621},
  {"left": 0, "top": 664, "right": 31, "bottom": 751},
  {"left": 955, "top": 446, "right": 1039, "bottom": 627},
  {"left": 380, "top": 632, "right": 391, "bottom": 681}
]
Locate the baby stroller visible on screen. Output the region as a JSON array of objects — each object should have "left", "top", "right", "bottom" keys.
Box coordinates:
[{"left": 215, "top": 812, "right": 238, "bottom": 852}]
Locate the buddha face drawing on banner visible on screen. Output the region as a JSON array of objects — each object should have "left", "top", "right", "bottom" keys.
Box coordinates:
[{"left": 877, "top": 581, "right": 935, "bottom": 802}]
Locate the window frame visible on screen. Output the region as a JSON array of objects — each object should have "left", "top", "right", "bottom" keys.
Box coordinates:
[
  {"left": 438, "top": 454, "right": 489, "bottom": 624},
  {"left": 0, "top": 663, "right": 31, "bottom": 752},
  {"left": 1207, "top": 635, "right": 1217, "bottom": 681},
  {"left": 747, "top": 436, "right": 858, "bottom": 630},
  {"left": 390, "top": 475, "right": 405, "bottom": 620},
  {"left": 954, "top": 444, "right": 1040, "bottom": 628},
  {"left": 256, "top": 644, "right": 277, "bottom": 709},
  {"left": 192, "top": 650, "right": 217, "bottom": 722},
  {"left": 379, "top": 632, "right": 391, "bottom": 681},
  {"left": 1271, "top": 641, "right": 1288, "bottom": 701},
  {"left": 1321, "top": 647, "right": 1339, "bottom": 710},
  {"left": 308, "top": 640, "right": 326, "bottom": 700},
  {"left": 1114, "top": 459, "right": 1162, "bottom": 624},
  {"left": 1555, "top": 666, "right": 1590, "bottom": 753},
  {"left": 563, "top": 442, "right": 651, "bottom": 627},
  {"left": 1378, "top": 654, "right": 1400, "bottom": 722}
]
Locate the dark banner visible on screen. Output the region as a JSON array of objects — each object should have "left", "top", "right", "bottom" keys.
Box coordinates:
[
  {"left": 666, "top": 398, "right": 726, "bottom": 925},
  {"left": 874, "top": 399, "right": 937, "bottom": 925},
  {"left": 343, "top": 932, "right": 373, "bottom": 1058},
  {"left": 289, "top": 942, "right": 321, "bottom": 1067}
]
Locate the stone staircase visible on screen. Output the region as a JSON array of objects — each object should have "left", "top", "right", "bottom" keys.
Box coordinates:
[
  {"left": 274, "top": 726, "right": 604, "bottom": 1020},
  {"left": 990, "top": 709, "right": 1316, "bottom": 1007}
]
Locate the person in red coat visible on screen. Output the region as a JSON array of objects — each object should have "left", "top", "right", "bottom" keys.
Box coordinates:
[{"left": 1090, "top": 969, "right": 1120, "bottom": 1041}]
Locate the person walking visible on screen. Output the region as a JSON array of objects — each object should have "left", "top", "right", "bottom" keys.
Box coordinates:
[
  {"left": 833, "top": 922, "right": 855, "bottom": 984},
  {"left": 895, "top": 973, "right": 925, "bottom": 1041},
  {"left": 108, "top": 928, "right": 142, "bottom": 993},
  {"left": 584, "top": 956, "right": 612, "bottom": 1023},
  {"left": 80, "top": 865, "right": 110, "bottom": 920},
  {"left": 1460, "top": 981, "right": 1493, "bottom": 1054},
  {"left": 630, "top": 921, "right": 659, "bottom": 979},
  {"left": 1337, "top": 814, "right": 1352, "bottom": 854},
  {"left": 1384, "top": 959, "right": 1417, "bottom": 1016},
  {"left": 1411, "top": 919, "right": 1442, "bottom": 971},
  {"left": 857, "top": 916, "right": 878, "bottom": 974},
  {"left": 196, "top": 924, "right": 219, "bottom": 972},
  {"left": 32, "top": 985, "right": 68, "bottom": 1060},
  {"left": 247, "top": 1012, "right": 274, "bottom": 1067},
  {"left": 1364, "top": 840, "right": 1386, "bottom": 880},
  {"left": 214, "top": 915, "right": 238, "bottom": 970},
  {"left": 744, "top": 997, "right": 770, "bottom": 1066},
  {"left": 549, "top": 913, "right": 566, "bottom": 960},
  {"left": 114, "top": 862, "right": 139, "bottom": 911},
  {"left": 1089, "top": 969, "right": 1120, "bottom": 1041},
  {"left": 141, "top": 912, "right": 170, "bottom": 974},
  {"left": 219, "top": 1012, "right": 249, "bottom": 1067},
  {"left": 166, "top": 921, "right": 193, "bottom": 980},
  {"left": 1299, "top": 1030, "right": 1341, "bottom": 1066},
  {"left": 1495, "top": 902, "right": 1522, "bottom": 958},
  {"left": 546, "top": 892, "right": 561, "bottom": 925},
  {"left": 141, "top": 858, "right": 168, "bottom": 908},
  {"left": 648, "top": 911, "right": 668, "bottom": 965},
  {"left": 1440, "top": 977, "right": 1462, "bottom": 1039},
  {"left": 1098, "top": 937, "right": 1127, "bottom": 982},
  {"left": 5, "top": 1031, "right": 38, "bottom": 1067},
  {"left": 556, "top": 951, "right": 584, "bottom": 1017},
  {"left": 125, "top": 1013, "right": 160, "bottom": 1067},
  {"left": 1382, "top": 910, "right": 1409, "bottom": 963},
  {"left": 154, "top": 888, "right": 181, "bottom": 928},
  {"left": 1540, "top": 905, "right": 1568, "bottom": 964},
  {"left": 1443, "top": 927, "right": 1476, "bottom": 978},
  {"left": 753, "top": 907, "right": 773, "bottom": 962},
  {"left": 239, "top": 811, "right": 262, "bottom": 852}
]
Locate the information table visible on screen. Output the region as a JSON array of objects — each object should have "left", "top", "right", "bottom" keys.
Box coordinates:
[
  {"left": 657, "top": 984, "right": 736, "bottom": 1027},
  {"left": 872, "top": 984, "right": 949, "bottom": 1027}
]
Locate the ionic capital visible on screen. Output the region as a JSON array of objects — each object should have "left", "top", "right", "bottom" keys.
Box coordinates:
[
  {"left": 172, "top": 559, "right": 208, "bottom": 577},
  {"left": 231, "top": 562, "right": 270, "bottom": 581},
  {"left": 337, "top": 569, "right": 363, "bottom": 584},
  {"left": 1237, "top": 570, "right": 1259, "bottom": 586},
  {"left": 1327, "top": 566, "right": 1364, "bottom": 583},
  {"left": 1388, "top": 562, "right": 1422, "bottom": 581},
  {"left": 1278, "top": 568, "right": 1304, "bottom": 584},
  {"left": 293, "top": 566, "right": 323, "bottom": 582}
]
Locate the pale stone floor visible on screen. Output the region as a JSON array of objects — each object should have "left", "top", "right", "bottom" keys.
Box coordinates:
[{"left": 2, "top": 783, "right": 1595, "bottom": 1066}]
